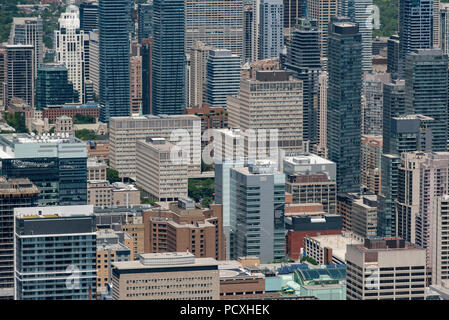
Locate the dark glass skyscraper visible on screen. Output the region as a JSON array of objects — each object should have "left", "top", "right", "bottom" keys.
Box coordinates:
[
  {"left": 138, "top": 2, "right": 153, "bottom": 43},
  {"left": 152, "top": 0, "right": 185, "bottom": 115},
  {"left": 79, "top": 2, "right": 99, "bottom": 32},
  {"left": 99, "top": 0, "right": 130, "bottom": 122},
  {"left": 35, "top": 64, "right": 78, "bottom": 110},
  {"left": 284, "top": 18, "right": 321, "bottom": 146},
  {"left": 404, "top": 49, "right": 448, "bottom": 152},
  {"left": 327, "top": 18, "right": 362, "bottom": 193}
]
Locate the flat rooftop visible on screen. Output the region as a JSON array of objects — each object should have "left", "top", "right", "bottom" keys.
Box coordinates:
[
  {"left": 15, "top": 205, "right": 94, "bottom": 218},
  {"left": 308, "top": 233, "right": 363, "bottom": 261}
]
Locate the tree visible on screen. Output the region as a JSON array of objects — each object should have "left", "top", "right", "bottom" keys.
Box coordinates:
[
  {"left": 107, "top": 168, "right": 121, "bottom": 183},
  {"left": 5, "top": 112, "right": 28, "bottom": 133},
  {"left": 201, "top": 197, "right": 212, "bottom": 208},
  {"left": 75, "top": 129, "right": 97, "bottom": 141},
  {"left": 73, "top": 113, "right": 96, "bottom": 124}
]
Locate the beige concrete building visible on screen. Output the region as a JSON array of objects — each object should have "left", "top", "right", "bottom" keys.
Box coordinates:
[
  {"left": 121, "top": 216, "right": 145, "bottom": 259},
  {"left": 351, "top": 195, "right": 378, "bottom": 239},
  {"left": 304, "top": 232, "right": 363, "bottom": 265},
  {"left": 87, "top": 180, "right": 140, "bottom": 208},
  {"left": 87, "top": 157, "right": 107, "bottom": 181},
  {"left": 185, "top": 0, "right": 243, "bottom": 57},
  {"left": 109, "top": 114, "right": 201, "bottom": 179},
  {"left": 361, "top": 135, "right": 382, "bottom": 195},
  {"left": 189, "top": 41, "right": 214, "bottom": 107},
  {"left": 55, "top": 115, "right": 73, "bottom": 137},
  {"left": 307, "top": 0, "right": 338, "bottom": 58},
  {"left": 396, "top": 152, "right": 449, "bottom": 271},
  {"left": 346, "top": 237, "right": 427, "bottom": 300},
  {"left": 315, "top": 70, "right": 328, "bottom": 158},
  {"left": 432, "top": 195, "right": 449, "bottom": 285},
  {"left": 130, "top": 55, "right": 142, "bottom": 115},
  {"left": 136, "top": 138, "right": 188, "bottom": 202},
  {"left": 111, "top": 252, "right": 220, "bottom": 300},
  {"left": 142, "top": 199, "right": 225, "bottom": 261},
  {"left": 227, "top": 70, "right": 307, "bottom": 158},
  {"left": 96, "top": 229, "right": 132, "bottom": 292}
]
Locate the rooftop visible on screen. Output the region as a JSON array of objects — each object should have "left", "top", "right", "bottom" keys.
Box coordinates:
[{"left": 15, "top": 205, "right": 94, "bottom": 218}]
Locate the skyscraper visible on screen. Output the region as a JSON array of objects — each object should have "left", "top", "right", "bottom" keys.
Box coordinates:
[
  {"left": 404, "top": 49, "right": 448, "bottom": 152},
  {"left": 348, "top": 0, "right": 373, "bottom": 72},
  {"left": 141, "top": 37, "right": 153, "bottom": 115},
  {"left": 14, "top": 205, "right": 97, "bottom": 300},
  {"left": 205, "top": 49, "right": 241, "bottom": 108},
  {"left": 387, "top": 35, "right": 400, "bottom": 80},
  {"left": 362, "top": 72, "right": 390, "bottom": 136},
  {"left": 0, "top": 133, "right": 88, "bottom": 206},
  {"left": 54, "top": 8, "right": 86, "bottom": 104},
  {"left": 440, "top": 4, "right": 449, "bottom": 54},
  {"left": 230, "top": 161, "right": 286, "bottom": 263},
  {"left": 284, "top": 18, "right": 321, "bottom": 147},
  {"left": 327, "top": 18, "right": 362, "bottom": 193},
  {"left": 283, "top": 0, "right": 305, "bottom": 28},
  {"left": 137, "top": 2, "right": 153, "bottom": 43},
  {"left": 0, "top": 178, "right": 39, "bottom": 300},
  {"left": 244, "top": 3, "right": 255, "bottom": 63},
  {"left": 259, "top": 0, "right": 284, "bottom": 60},
  {"left": 35, "top": 64, "right": 78, "bottom": 110},
  {"left": 79, "top": 1, "right": 99, "bottom": 32},
  {"left": 307, "top": 0, "right": 338, "bottom": 58},
  {"left": 9, "top": 17, "right": 43, "bottom": 80},
  {"left": 99, "top": 0, "right": 131, "bottom": 122},
  {"left": 5, "top": 45, "right": 34, "bottom": 108},
  {"left": 185, "top": 0, "right": 244, "bottom": 56},
  {"left": 152, "top": 0, "right": 185, "bottom": 115},
  {"left": 398, "top": 0, "right": 433, "bottom": 75}
]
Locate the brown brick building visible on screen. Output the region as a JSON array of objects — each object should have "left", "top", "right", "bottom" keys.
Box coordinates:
[
  {"left": 143, "top": 198, "right": 225, "bottom": 260},
  {"left": 42, "top": 103, "right": 99, "bottom": 123}
]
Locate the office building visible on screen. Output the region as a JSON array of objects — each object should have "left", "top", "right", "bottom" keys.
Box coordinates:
[
  {"left": 440, "top": 4, "right": 449, "bottom": 54},
  {"left": 35, "top": 64, "right": 78, "bottom": 110},
  {"left": 14, "top": 205, "right": 97, "bottom": 300},
  {"left": 362, "top": 73, "right": 390, "bottom": 136},
  {"left": 378, "top": 114, "right": 434, "bottom": 238},
  {"left": 129, "top": 55, "right": 142, "bottom": 115},
  {"left": 0, "top": 178, "right": 39, "bottom": 300},
  {"left": 284, "top": 18, "right": 321, "bottom": 146},
  {"left": 348, "top": 0, "right": 373, "bottom": 72},
  {"left": 398, "top": 0, "right": 433, "bottom": 75},
  {"left": 109, "top": 114, "right": 201, "bottom": 178},
  {"left": 283, "top": 0, "right": 304, "bottom": 29},
  {"left": 88, "top": 29, "right": 99, "bottom": 97},
  {"left": 404, "top": 49, "right": 448, "bottom": 152},
  {"left": 136, "top": 138, "right": 188, "bottom": 202},
  {"left": 316, "top": 71, "right": 328, "bottom": 158},
  {"left": 138, "top": 2, "right": 153, "bottom": 43},
  {"left": 230, "top": 161, "right": 286, "bottom": 263},
  {"left": 286, "top": 213, "right": 342, "bottom": 260},
  {"left": 141, "top": 37, "right": 153, "bottom": 115},
  {"left": 387, "top": 35, "right": 400, "bottom": 79},
  {"left": 283, "top": 154, "right": 337, "bottom": 214},
  {"left": 5, "top": 45, "right": 34, "bottom": 108},
  {"left": 244, "top": 4, "right": 255, "bottom": 63},
  {"left": 184, "top": 104, "right": 228, "bottom": 134},
  {"left": 205, "top": 49, "right": 241, "bottom": 108},
  {"left": 87, "top": 180, "right": 140, "bottom": 207},
  {"left": 189, "top": 41, "right": 214, "bottom": 107},
  {"left": 142, "top": 199, "right": 225, "bottom": 260},
  {"left": 0, "top": 133, "right": 87, "bottom": 206},
  {"left": 304, "top": 232, "right": 363, "bottom": 265},
  {"left": 346, "top": 237, "right": 427, "bottom": 300},
  {"left": 87, "top": 157, "right": 107, "bottom": 180},
  {"left": 54, "top": 8, "right": 86, "bottom": 103},
  {"left": 382, "top": 80, "right": 406, "bottom": 154},
  {"left": 96, "top": 229, "right": 132, "bottom": 291},
  {"left": 99, "top": 0, "right": 131, "bottom": 122},
  {"left": 351, "top": 195, "right": 378, "bottom": 239},
  {"left": 327, "top": 19, "right": 362, "bottom": 193},
  {"left": 9, "top": 17, "right": 43, "bottom": 80},
  {"left": 152, "top": 0, "right": 185, "bottom": 116},
  {"left": 361, "top": 135, "right": 382, "bottom": 195},
  {"left": 307, "top": 0, "right": 338, "bottom": 58},
  {"left": 396, "top": 152, "right": 449, "bottom": 271},
  {"left": 185, "top": 0, "right": 244, "bottom": 56},
  {"left": 121, "top": 216, "right": 145, "bottom": 258},
  {"left": 227, "top": 70, "right": 306, "bottom": 157},
  {"left": 432, "top": 195, "right": 449, "bottom": 285},
  {"left": 259, "top": 0, "right": 284, "bottom": 60},
  {"left": 42, "top": 102, "right": 99, "bottom": 123},
  {"left": 80, "top": 2, "right": 99, "bottom": 32},
  {"left": 111, "top": 252, "right": 220, "bottom": 300}
]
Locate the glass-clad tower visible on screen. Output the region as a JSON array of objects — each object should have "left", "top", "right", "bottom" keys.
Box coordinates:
[
  {"left": 152, "top": 0, "right": 185, "bottom": 115},
  {"left": 99, "top": 0, "right": 131, "bottom": 122}
]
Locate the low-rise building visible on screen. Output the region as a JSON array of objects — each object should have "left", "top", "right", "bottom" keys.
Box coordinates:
[
  {"left": 87, "top": 180, "right": 140, "bottom": 208},
  {"left": 87, "top": 157, "right": 107, "bottom": 180},
  {"left": 111, "top": 252, "right": 220, "bottom": 300}
]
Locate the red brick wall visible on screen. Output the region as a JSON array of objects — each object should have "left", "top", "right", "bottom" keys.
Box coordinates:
[{"left": 287, "top": 229, "right": 341, "bottom": 260}]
